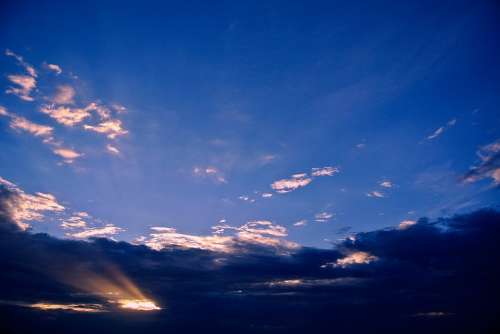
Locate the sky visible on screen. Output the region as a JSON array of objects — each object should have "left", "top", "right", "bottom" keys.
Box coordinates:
[{"left": 0, "top": 1, "right": 500, "bottom": 332}]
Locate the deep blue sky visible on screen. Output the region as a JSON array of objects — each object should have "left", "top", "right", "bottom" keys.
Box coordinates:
[{"left": 0, "top": 0, "right": 499, "bottom": 248}]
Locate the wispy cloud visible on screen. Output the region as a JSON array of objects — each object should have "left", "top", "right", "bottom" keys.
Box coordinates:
[
  {"left": 293, "top": 220, "right": 307, "bottom": 227},
  {"left": 366, "top": 190, "right": 384, "bottom": 198},
  {"left": 462, "top": 139, "right": 500, "bottom": 185},
  {"left": 45, "top": 63, "right": 62, "bottom": 75},
  {"left": 40, "top": 105, "right": 91, "bottom": 126},
  {"left": 193, "top": 166, "right": 227, "bottom": 184},
  {"left": 67, "top": 223, "right": 123, "bottom": 239},
  {"left": 5, "top": 50, "right": 37, "bottom": 101},
  {"left": 52, "top": 148, "right": 83, "bottom": 164},
  {"left": 106, "top": 144, "right": 120, "bottom": 155},
  {"left": 83, "top": 119, "right": 128, "bottom": 139},
  {"left": 311, "top": 166, "right": 339, "bottom": 177},
  {"left": 322, "top": 251, "right": 378, "bottom": 268},
  {"left": 0, "top": 176, "right": 65, "bottom": 230},
  {"left": 314, "top": 212, "right": 334, "bottom": 223},
  {"left": 9, "top": 115, "right": 54, "bottom": 138},
  {"left": 398, "top": 220, "right": 417, "bottom": 230},
  {"left": 5, "top": 49, "right": 37, "bottom": 77},
  {"left": 271, "top": 173, "right": 312, "bottom": 194},
  {"left": 426, "top": 118, "right": 456, "bottom": 140},
  {"left": 51, "top": 85, "right": 75, "bottom": 105},
  {"left": 379, "top": 180, "right": 393, "bottom": 188}
]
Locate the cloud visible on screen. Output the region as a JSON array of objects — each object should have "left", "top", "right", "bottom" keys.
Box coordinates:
[
  {"left": 1, "top": 207, "right": 500, "bottom": 332},
  {"left": 106, "top": 144, "right": 120, "bottom": 155},
  {"left": 45, "top": 63, "right": 62, "bottom": 75},
  {"left": 271, "top": 173, "right": 312, "bottom": 193},
  {"left": 398, "top": 220, "right": 417, "bottom": 230},
  {"left": 6, "top": 75, "right": 36, "bottom": 101},
  {"left": 366, "top": 190, "right": 384, "bottom": 198},
  {"left": 462, "top": 139, "right": 500, "bottom": 185},
  {"left": 0, "top": 176, "right": 64, "bottom": 230},
  {"left": 83, "top": 119, "right": 128, "bottom": 139},
  {"left": 52, "top": 85, "right": 75, "bottom": 105},
  {"left": 52, "top": 148, "right": 82, "bottom": 163},
  {"left": 314, "top": 212, "right": 334, "bottom": 223},
  {"left": 60, "top": 216, "right": 88, "bottom": 229},
  {"left": 39, "top": 105, "right": 91, "bottom": 126},
  {"left": 9, "top": 115, "right": 54, "bottom": 138},
  {"left": 261, "top": 192, "right": 273, "bottom": 198},
  {"left": 293, "top": 220, "right": 307, "bottom": 227},
  {"left": 5, "top": 50, "right": 37, "bottom": 101},
  {"left": 426, "top": 118, "right": 456, "bottom": 140},
  {"left": 193, "top": 166, "right": 227, "bottom": 184},
  {"left": 5, "top": 49, "right": 37, "bottom": 77},
  {"left": 67, "top": 224, "right": 123, "bottom": 239},
  {"left": 145, "top": 220, "right": 297, "bottom": 253},
  {"left": 379, "top": 180, "right": 393, "bottom": 188},
  {"left": 311, "top": 166, "right": 339, "bottom": 177}
]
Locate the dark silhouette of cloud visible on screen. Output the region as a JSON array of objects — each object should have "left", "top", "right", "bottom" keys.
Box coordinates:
[{"left": 1, "top": 184, "right": 500, "bottom": 333}]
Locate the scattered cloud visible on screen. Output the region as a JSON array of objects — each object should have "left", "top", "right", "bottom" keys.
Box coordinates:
[
  {"left": 106, "top": 144, "right": 120, "bottom": 155},
  {"left": 314, "top": 212, "right": 334, "bottom": 223},
  {"left": 271, "top": 173, "right": 312, "bottom": 194},
  {"left": 45, "top": 63, "right": 62, "bottom": 75},
  {"left": 83, "top": 119, "right": 128, "bottom": 139},
  {"left": 6, "top": 75, "right": 36, "bottom": 101},
  {"left": 311, "top": 166, "right": 339, "bottom": 177},
  {"left": 293, "top": 220, "right": 307, "bottom": 227},
  {"left": 40, "top": 105, "right": 91, "bottom": 126},
  {"left": 366, "top": 191, "right": 384, "bottom": 198},
  {"left": 5, "top": 49, "right": 37, "bottom": 77},
  {"left": 426, "top": 118, "right": 456, "bottom": 140},
  {"left": 379, "top": 180, "right": 393, "bottom": 188},
  {"left": 67, "top": 224, "right": 123, "bottom": 239},
  {"left": 193, "top": 166, "right": 227, "bottom": 184},
  {"left": 52, "top": 148, "right": 82, "bottom": 164},
  {"left": 261, "top": 193, "right": 273, "bottom": 198},
  {"left": 51, "top": 85, "right": 75, "bottom": 105},
  {"left": 0, "top": 176, "right": 65, "bottom": 230},
  {"left": 60, "top": 216, "right": 88, "bottom": 229},
  {"left": 327, "top": 251, "right": 378, "bottom": 268},
  {"left": 398, "top": 220, "right": 417, "bottom": 230},
  {"left": 462, "top": 139, "right": 500, "bottom": 185},
  {"left": 9, "top": 115, "right": 54, "bottom": 138}
]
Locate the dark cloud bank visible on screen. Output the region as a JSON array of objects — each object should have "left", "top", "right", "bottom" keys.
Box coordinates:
[{"left": 1, "top": 187, "right": 500, "bottom": 333}]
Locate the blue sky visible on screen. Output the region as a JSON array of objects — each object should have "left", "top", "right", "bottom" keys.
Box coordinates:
[{"left": 0, "top": 0, "right": 499, "bottom": 249}]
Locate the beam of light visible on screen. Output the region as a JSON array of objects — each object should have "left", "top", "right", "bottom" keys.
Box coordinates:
[{"left": 29, "top": 302, "right": 106, "bottom": 312}]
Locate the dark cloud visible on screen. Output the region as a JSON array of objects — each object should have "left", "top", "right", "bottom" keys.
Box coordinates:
[{"left": 1, "top": 186, "right": 500, "bottom": 333}]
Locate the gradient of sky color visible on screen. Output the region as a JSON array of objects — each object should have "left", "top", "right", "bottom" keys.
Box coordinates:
[{"left": 1, "top": 0, "right": 499, "bottom": 249}]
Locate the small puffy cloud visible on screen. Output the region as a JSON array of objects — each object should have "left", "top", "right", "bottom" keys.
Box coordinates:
[
  {"left": 52, "top": 85, "right": 75, "bottom": 105},
  {"left": 462, "top": 139, "right": 500, "bottom": 185},
  {"left": 52, "top": 148, "right": 82, "bottom": 163},
  {"left": 366, "top": 191, "right": 384, "bottom": 198},
  {"left": 331, "top": 251, "right": 378, "bottom": 268},
  {"left": 314, "top": 212, "right": 334, "bottom": 223},
  {"left": 9, "top": 115, "right": 54, "bottom": 138},
  {"left": 427, "top": 118, "right": 456, "bottom": 140},
  {"left": 6, "top": 75, "right": 36, "bottom": 101},
  {"left": 60, "top": 216, "right": 87, "bottom": 229},
  {"left": 293, "top": 220, "right": 307, "bottom": 227},
  {"left": 67, "top": 224, "right": 123, "bottom": 239},
  {"left": 83, "top": 119, "right": 128, "bottom": 139},
  {"left": 46, "top": 63, "right": 62, "bottom": 75},
  {"left": 193, "top": 166, "right": 227, "bottom": 184},
  {"left": 379, "top": 180, "right": 393, "bottom": 188},
  {"left": 0, "top": 106, "right": 8, "bottom": 116},
  {"left": 261, "top": 193, "right": 273, "bottom": 198},
  {"left": 0, "top": 176, "right": 65, "bottom": 230},
  {"left": 40, "top": 105, "right": 91, "bottom": 126},
  {"left": 271, "top": 173, "right": 312, "bottom": 194},
  {"left": 106, "top": 144, "right": 120, "bottom": 155},
  {"left": 311, "top": 166, "right": 339, "bottom": 177},
  {"left": 238, "top": 195, "right": 255, "bottom": 203},
  {"left": 5, "top": 49, "right": 37, "bottom": 77},
  {"left": 398, "top": 220, "right": 417, "bottom": 230}
]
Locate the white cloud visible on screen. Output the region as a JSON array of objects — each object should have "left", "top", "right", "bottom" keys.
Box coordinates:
[
  {"left": 261, "top": 193, "right": 273, "bottom": 198},
  {"left": 311, "top": 166, "right": 339, "bottom": 177},
  {"left": 271, "top": 173, "right": 312, "bottom": 194},
  {"left": 67, "top": 224, "right": 123, "bottom": 239},
  {"left": 46, "top": 63, "right": 62, "bottom": 75},
  {"left": 398, "top": 220, "right": 417, "bottom": 230},
  {"left": 366, "top": 191, "right": 384, "bottom": 198},
  {"left": 52, "top": 148, "right": 82, "bottom": 163},
  {"left": 60, "top": 216, "right": 88, "bottom": 229},
  {"left": 9, "top": 116, "right": 54, "bottom": 138},
  {"left": 6, "top": 75, "right": 36, "bottom": 101},
  {"left": 329, "top": 251, "right": 378, "bottom": 268},
  {"left": 40, "top": 105, "right": 91, "bottom": 126},
  {"left": 427, "top": 118, "right": 456, "bottom": 140},
  {"left": 379, "top": 180, "right": 393, "bottom": 188},
  {"left": 83, "top": 119, "right": 128, "bottom": 139},
  {"left": 106, "top": 144, "right": 120, "bottom": 155},
  {"left": 314, "top": 212, "right": 334, "bottom": 223},
  {"left": 293, "top": 220, "right": 307, "bottom": 227},
  {"left": 193, "top": 166, "right": 227, "bottom": 184},
  {"left": 52, "top": 85, "right": 75, "bottom": 105},
  {"left": 0, "top": 176, "right": 65, "bottom": 230}
]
